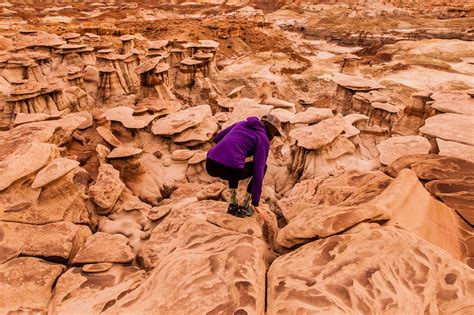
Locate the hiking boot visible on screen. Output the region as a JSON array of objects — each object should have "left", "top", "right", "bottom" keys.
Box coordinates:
[
  {"left": 238, "top": 205, "right": 254, "bottom": 217},
  {"left": 227, "top": 204, "right": 244, "bottom": 217}
]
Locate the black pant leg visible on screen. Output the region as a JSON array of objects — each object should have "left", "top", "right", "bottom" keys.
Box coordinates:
[{"left": 246, "top": 163, "right": 267, "bottom": 194}]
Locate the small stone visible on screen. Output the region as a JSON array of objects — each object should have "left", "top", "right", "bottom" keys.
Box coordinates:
[
  {"left": 290, "top": 107, "right": 334, "bottom": 124},
  {"left": 82, "top": 262, "right": 114, "bottom": 273},
  {"left": 171, "top": 149, "right": 195, "bottom": 161}
]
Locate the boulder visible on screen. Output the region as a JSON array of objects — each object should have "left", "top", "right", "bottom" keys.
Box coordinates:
[
  {"left": 102, "top": 106, "right": 159, "bottom": 129},
  {"left": 376, "top": 136, "right": 431, "bottom": 165},
  {"left": 290, "top": 107, "right": 334, "bottom": 124},
  {"left": 0, "top": 142, "right": 59, "bottom": 191},
  {"left": 0, "top": 167, "right": 94, "bottom": 226},
  {"left": 289, "top": 116, "right": 345, "bottom": 150},
  {"left": 72, "top": 232, "right": 134, "bottom": 264},
  {"left": 420, "top": 113, "right": 474, "bottom": 146},
  {"left": 171, "top": 115, "right": 218, "bottom": 145},
  {"left": 268, "top": 226, "right": 474, "bottom": 315},
  {"left": 31, "top": 157, "right": 80, "bottom": 189},
  {"left": 0, "top": 257, "right": 65, "bottom": 314},
  {"left": 151, "top": 105, "right": 211, "bottom": 136},
  {"left": 13, "top": 113, "right": 51, "bottom": 125},
  {"left": 270, "top": 108, "right": 295, "bottom": 123},
  {"left": 89, "top": 164, "right": 125, "bottom": 212},
  {"left": 276, "top": 170, "right": 393, "bottom": 247}
]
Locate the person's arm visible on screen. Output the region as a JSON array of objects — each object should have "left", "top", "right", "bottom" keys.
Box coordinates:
[
  {"left": 250, "top": 137, "right": 270, "bottom": 207},
  {"left": 213, "top": 123, "right": 237, "bottom": 143}
]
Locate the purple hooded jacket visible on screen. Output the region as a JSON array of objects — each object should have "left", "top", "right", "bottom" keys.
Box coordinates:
[{"left": 207, "top": 116, "right": 270, "bottom": 206}]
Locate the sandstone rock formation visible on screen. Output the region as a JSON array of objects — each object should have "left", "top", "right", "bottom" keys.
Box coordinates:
[{"left": 0, "top": 3, "right": 473, "bottom": 314}]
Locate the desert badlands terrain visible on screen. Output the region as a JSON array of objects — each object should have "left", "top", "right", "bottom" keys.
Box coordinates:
[{"left": 0, "top": 0, "right": 473, "bottom": 314}]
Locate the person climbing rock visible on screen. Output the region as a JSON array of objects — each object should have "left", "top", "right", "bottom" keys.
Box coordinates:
[{"left": 206, "top": 114, "right": 284, "bottom": 218}]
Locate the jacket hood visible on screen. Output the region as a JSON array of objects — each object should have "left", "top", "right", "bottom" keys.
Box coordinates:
[{"left": 246, "top": 116, "right": 265, "bottom": 130}]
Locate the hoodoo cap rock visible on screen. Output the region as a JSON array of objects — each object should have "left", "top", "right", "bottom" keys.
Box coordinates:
[{"left": 261, "top": 113, "right": 284, "bottom": 137}]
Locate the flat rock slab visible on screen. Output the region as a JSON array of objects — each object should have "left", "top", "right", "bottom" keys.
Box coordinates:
[
  {"left": 51, "top": 265, "right": 146, "bottom": 314},
  {"left": 290, "top": 107, "right": 334, "bottom": 124},
  {"left": 171, "top": 115, "right": 218, "bottom": 145},
  {"left": 437, "top": 138, "right": 474, "bottom": 163},
  {"left": 270, "top": 108, "right": 295, "bottom": 123},
  {"left": 89, "top": 164, "right": 124, "bottom": 211},
  {"left": 31, "top": 157, "right": 80, "bottom": 189},
  {"left": 102, "top": 106, "right": 159, "bottom": 129},
  {"left": 0, "top": 142, "right": 59, "bottom": 191},
  {"left": 268, "top": 226, "right": 474, "bottom": 315},
  {"left": 0, "top": 221, "right": 90, "bottom": 264},
  {"left": 289, "top": 116, "right": 345, "bottom": 150},
  {"left": 72, "top": 232, "right": 134, "bottom": 264},
  {"left": 431, "top": 100, "right": 474, "bottom": 116},
  {"left": 0, "top": 257, "right": 65, "bottom": 314},
  {"left": 420, "top": 113, "right": 474, "bottom": 146},
  {"left": 171, "top": 149, "right": 195, "bottom": 161},
  {"left": 151, "top": 105, "right": 211, "bottom": 136},
  {"left": 103, "top": 219, "right": 273, "bottom": 315},
  {"left": 376, "top": 135, "right": 431, "bottom": 165},
  {"left": 277, "top": 169, "right": 393, "bottom": 248},
  {"left": 96, "top": 126, "right": 122, "bottom": 147},
  {"left": 107, "top": 146, "right": 142, "bottom": 159}
]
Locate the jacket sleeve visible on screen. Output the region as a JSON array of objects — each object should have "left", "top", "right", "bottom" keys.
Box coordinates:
[
  {"left": 251, "top": 137, "right": 270, "bottom": 206},
  {"left": 213, "top": 123, "right": 236, "bottom": 143}
]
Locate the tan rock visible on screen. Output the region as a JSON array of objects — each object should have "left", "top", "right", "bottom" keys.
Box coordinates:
[
  {"left": 0, "top": 167, "right": 94, "bottom": 226},
  {"left": 13, "top": 112, "right": 50, "bottom": 125},
  {"left": 51, "top": 265, "right": 146, "bottom": 314},
  {"left": 107, "top": 146, "right": 142, "bottom": 159},
  {"left": 171, "top": 149, "right": 194, "bottom": 161},
  {"left": 376, "top": 136, "right": 431, "bottom": 165},
  {"left": 270, "top": 108, "right": 295, "bottom": 123},
  {"left": 420, "top": 113, "right": 474, "bottom": 146},
  {"left": 102, "top": 106, "right": 159, "bottom": 129},
  {"left": 207, "top": 212, "right": 263, "bottom": 237},
  {"left": 289, "top": 116, "right": 345, "bottom": 150},
  {"left": 171, "top": 115, "right": 218, "bottom": 145},
  {"left": 268, "top": 226, "right": 474, "bottom": 315},
  {"left": 321, "top": 136, "right": 356, "bottom": 159},
  {"left": 82, "top": 262, "right": 113, "bottom": 273},
  {"left": 382, "top": 169, "right": 462, "bottom": 259},
  {"left": 188, "top": 151, "right": 207, "bottom": 164},
  {"left": 343, "top": 113, "right": 368, "bottom": 137},
  {"left": 432, "top": 99, "right": 474, "bottom": 116},
  {"left": 290, "top": 107, "right": 334, "bottom": 124},
  {"left": 222, "top": 102, "right": 273, "bottom": 128},
  {"left": 0, "top": 142, "right": 59, "bottom": 191},
  {"left": 331, "top": 72, "right": 385, "bottom": 90},
  {"left": 437, "top": 138, "right": 474, "bottom": 163},
  {"left": 72, "top": 232, "right": 134, "bottom": 264},
  {"left": 276, "top": 170, "right": 392, "bottom": 247},
  {"left": 31, "top": 157, "right": 80, "bottom": 189},
  {"left": 104, "top": 219, "right": 272, "bottom": 315},
  {"left": 96, "top": 126, "right": 122, "bottom": 147},
  {"left": 196, "top": 182, "right": 226, "bottom": 200},
  {"left": 151, "top": 105, "right": 211, "bottom": 136},
  {"left": 0, "top": 257, "right": 65, "bottom": 314},
  {"left": 0, "top": 221, "right": 90, "bottom": 264},
  {"left": 89, "top": 164, "right": 124, "bottom": 211}
]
